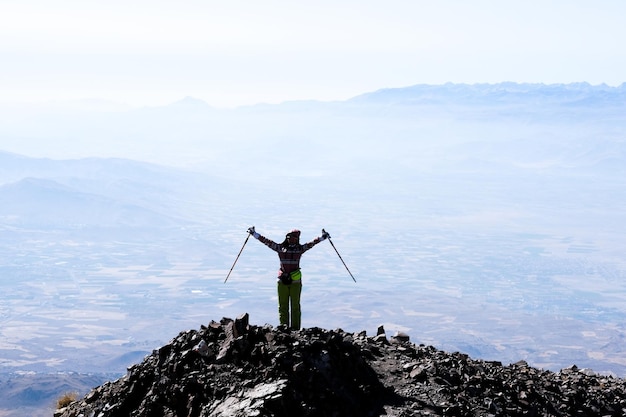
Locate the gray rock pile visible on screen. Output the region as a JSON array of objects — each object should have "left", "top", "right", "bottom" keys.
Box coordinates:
[{"left": 55, "top": 313, "right": 626, "bottom": 417}]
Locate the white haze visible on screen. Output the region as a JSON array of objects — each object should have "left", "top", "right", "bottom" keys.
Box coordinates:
[{"left": 1, "top": 83, "right": 625, "bottom": 381}]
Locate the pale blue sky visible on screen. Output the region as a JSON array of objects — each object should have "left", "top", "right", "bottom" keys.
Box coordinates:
[{"left": 1, "top": 0, "right": 624, "bottom": 107}]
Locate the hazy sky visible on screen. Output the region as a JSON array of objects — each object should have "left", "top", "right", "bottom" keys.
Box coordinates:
[{"left": 2, "top": 0, "right": 625, "bottom": 107}]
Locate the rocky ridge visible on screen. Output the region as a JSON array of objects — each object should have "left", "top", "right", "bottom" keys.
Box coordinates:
[{"left": 56, "top": 313, "right": 626, "bottom": 417}]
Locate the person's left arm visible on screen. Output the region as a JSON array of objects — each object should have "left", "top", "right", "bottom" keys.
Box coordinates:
[{"left": 301, "top": 230, "right": 330, "bottom": 252}]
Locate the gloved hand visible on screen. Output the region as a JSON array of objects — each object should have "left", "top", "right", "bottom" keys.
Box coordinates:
[
  {"left": 248, "top": 226, "right": 260, "bottom": 239},
  {"left": 322, "top": 229, "right": 330, "bottom": 240}
]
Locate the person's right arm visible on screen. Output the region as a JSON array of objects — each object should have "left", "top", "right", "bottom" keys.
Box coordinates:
[{"left": 248, "top": 226, "right": 280, "bottom": 251}]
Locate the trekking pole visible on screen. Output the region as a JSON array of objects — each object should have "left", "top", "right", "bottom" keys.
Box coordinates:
[
  {"left": 224, "top": 232, "right": 251, "bottom": 283},
  {"left": 323, "top": 229, "right": 356, "bottom": 282}
]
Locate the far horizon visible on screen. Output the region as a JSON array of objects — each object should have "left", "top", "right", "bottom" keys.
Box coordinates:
[
  {"left": 3, "top": 2, "right": 625, "bottom": 107},
  {"left": 1, "top": 81, "right": 626, "bottom": 111}
]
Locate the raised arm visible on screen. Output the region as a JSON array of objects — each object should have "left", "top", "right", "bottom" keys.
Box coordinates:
[
  {"left": 248, "top": 226, "right": 281, "bottom": 252},
  {"left": 300, "top": 229, "right": 330, "bottom": 252}
]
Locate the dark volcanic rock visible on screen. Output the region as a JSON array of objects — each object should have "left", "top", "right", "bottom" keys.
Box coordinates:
[{"left": 55, "top": 313, "right": 626, "bottom": 417}]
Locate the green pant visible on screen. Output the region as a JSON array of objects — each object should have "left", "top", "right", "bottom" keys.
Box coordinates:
[{"left": 277, "top": 280, "right": 302, "bottom": 330}]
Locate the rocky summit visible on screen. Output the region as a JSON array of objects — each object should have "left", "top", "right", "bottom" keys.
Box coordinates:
[{"left": 55, "top": 313, "right": 626, "bottom": 417}]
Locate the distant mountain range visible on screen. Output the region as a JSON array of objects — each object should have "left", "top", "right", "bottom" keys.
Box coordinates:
[
  {"left": 349, "top": 82, "right": 626, "bottom": 107},
  {"left": 0, "top": 152, "right": 200, "bottom": 229},
  {"left": 1, "top": 80, "right": 625, "bottom": 227},
  {"left": 1, "top": 82, "right": 624, "bottom": 173},
  {"left": 0, "top": 151, "right": 263, "bottom": 229},
  {"left": 0, "top": 177, "right": 183, "bottom": 228}
]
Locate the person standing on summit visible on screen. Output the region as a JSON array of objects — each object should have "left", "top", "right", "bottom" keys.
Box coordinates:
[{"left": 247, "top": 227, "right": 329, "bottom": 330}]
